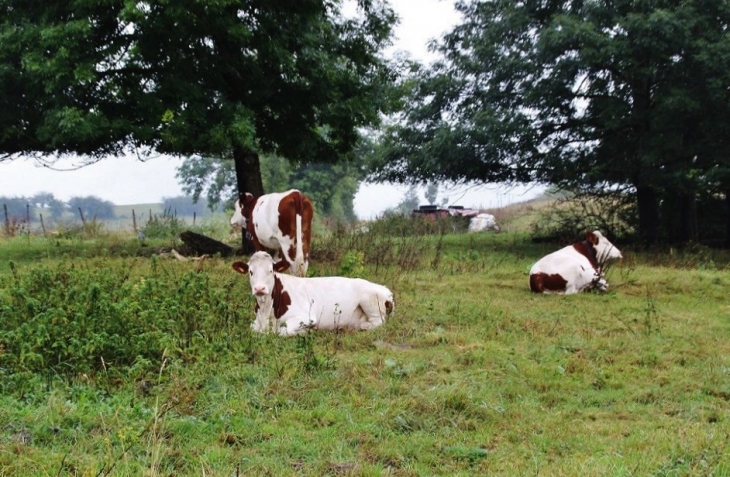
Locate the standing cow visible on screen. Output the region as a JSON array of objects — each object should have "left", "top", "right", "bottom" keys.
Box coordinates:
[
  {"left": 233, "top": 252, "right": 395, "bottom": 336},
  {"left": 529, "top": 230, "right": 623, "bottom": 294},
  {"left": 230, "top": 189, "right": 314, "bottom": 277}
]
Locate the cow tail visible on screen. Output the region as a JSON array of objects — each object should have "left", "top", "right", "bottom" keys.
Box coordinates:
[{"left": 294, "top": 191, "right": 306, "bottom": 277}]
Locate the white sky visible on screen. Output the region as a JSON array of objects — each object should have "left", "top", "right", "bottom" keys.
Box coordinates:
[{"left": 0, "top": 0, "right": 545, "bottom": 218}]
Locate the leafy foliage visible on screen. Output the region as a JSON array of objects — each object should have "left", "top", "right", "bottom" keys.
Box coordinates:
[
  {"left": 372, "top": 0, "right": 730, "bottom": 244},
  {"left": 140, "top": 209, "right": 187, "bottom": 240},
  {"left": 0, "top": 0, "right": 399, "bottom": 200},
  {"left": 0, "top": 259, "right": 251, "bottom": 379},
  {"left": 67, "top": 196, "right": 115, "bottom": 220},
  {"left": 177, "top": 152, "right": 367, "bottom": 221}
]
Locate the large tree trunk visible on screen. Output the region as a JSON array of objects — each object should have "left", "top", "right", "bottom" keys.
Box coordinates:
[
  {"left": 725, "top": 188, "right": 730, "bottom": 249},
  {"left": 662, "top": 190, "right": 698, "bottom": 244},
  {"left": 680, "top": 192, "right": 698, "bottom": 243},
  {"left": 233, "top": 145, "right": 265, "bottom": 198},
  {"left": 233, "top": 145, "right": 265, "bottom": 254},
  {"left": 636, "top": 185, "right": 660, "bottom": 245}
]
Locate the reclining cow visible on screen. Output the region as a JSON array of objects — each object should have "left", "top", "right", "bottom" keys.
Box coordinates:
[
  {"left": 232, "top": 252, "right": 395, "bottom": 336},
  {"left": 529, "top": 230, "right": 623, "bottom": 294},
  {"left": 230, "top": 189, "right": 314, "bottom": 277}
]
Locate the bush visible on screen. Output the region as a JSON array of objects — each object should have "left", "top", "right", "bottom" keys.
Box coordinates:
[
  {"left": 0, "top": 259, "right": 253, "bottom": 378},
  {"left": 141, "top": 208, "right": 187, "bottom": 239},
  {"left": 531, "top": 193, "right": 635, "bottom": 243}
]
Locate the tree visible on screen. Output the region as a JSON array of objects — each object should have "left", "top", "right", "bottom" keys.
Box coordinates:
[
  {"left": 372, "top": 0, "right": 730, "bottom": 244},
  {"left": 161, "top": 196, "right": 216, "bottom": 217},
  {"left": 0, "top": 196, "right": 32, "bottom": 222},
  {"left": 31, "top": 192, "right": 67, "bottom": 221},
  {"left": 68, "top": 196, "right": 115, "bottom": 221},
  {"left": 424, "top": 183, "right": 439, "bottom": 205},
  {"left": 177, "top": 149, "right": 368, "bottom": 222},
  {"left": 1, "top": 1, "right": 398, "bottom": 210},
  {"left": 390, "top": 185, "right": 420, "bottom": 215}
]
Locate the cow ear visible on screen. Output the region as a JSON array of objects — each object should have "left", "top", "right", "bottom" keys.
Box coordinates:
[
  {"left": 244, "top": 192, "right": 256, "bottom": 210},
  {"left": 586, "top": 231, "right": 599, "bottom": 245},
  {"left": 273, "top": 260, "right": 290, "bottom": 273},
  {"left": 232, "top": 261, "right": 249, "bottom": 274}
]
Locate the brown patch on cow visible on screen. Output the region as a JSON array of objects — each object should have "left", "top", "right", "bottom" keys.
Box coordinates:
[
  {"left": 530, "top": 272, "right": 568, "bottom": 293},
  {"left": 586, "top": 230, "right": 599, "bottom": 245},
  {"left": 242, "top": 194, "right": 263, "bottom": 250},
  {"left": 572, "top": 241, "right": 599, "bottom": 270},
  {"left": 385, "top": 300, "right": 394, "bottom": 317},
  {"left": 277, "top": 191, "right": 314, "bottom": 262},
  {"left": 271, "top": 275, "right": 291, "bottom": 319}
]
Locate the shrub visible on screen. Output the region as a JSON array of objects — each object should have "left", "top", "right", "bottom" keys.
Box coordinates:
[
  {"left": 141, "top": 208, "right": 187, "bottom": 239},
  {"left": 0, "top": 260, "right": 253, "bottom": 378}
]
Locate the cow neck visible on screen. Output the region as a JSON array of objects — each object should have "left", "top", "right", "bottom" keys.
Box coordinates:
[
  {"left": 572, "top": 240, "right": 600, "bottom": 271},
  {"left": 258, "top": 273, "right": 291, "bottom": 320}
]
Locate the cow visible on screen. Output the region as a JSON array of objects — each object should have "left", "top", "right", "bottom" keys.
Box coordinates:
[
  {"left": 232, "top": 252, "right": 395, "bottom": 336},
  {"left": 529, "top": 230, "right": 623, "bottom": 294},
  {"left": 230, "top": 189, "right": 314, "bottom": 277},
  {"left": 468, "top": 213, "right": 500, "bottom": 232}
]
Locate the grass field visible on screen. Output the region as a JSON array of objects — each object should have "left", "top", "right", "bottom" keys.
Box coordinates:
[{"left": 1, "top": 220, "right": 729, "bottom": 476}]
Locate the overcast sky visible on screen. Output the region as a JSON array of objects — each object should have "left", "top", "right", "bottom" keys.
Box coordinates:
[{"left": 0, "top": 0, "right": 544, "bottom": 218}]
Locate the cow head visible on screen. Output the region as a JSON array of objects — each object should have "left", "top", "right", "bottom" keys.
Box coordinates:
[
  {"left": 229, "top": 192, "right": 257, "bottom": 229},
  {"left": 232, "top": 252, "right": 290, "bottom": 297},
  {"left": 586, "top": 230, "right": 623, "bottom": 265}
]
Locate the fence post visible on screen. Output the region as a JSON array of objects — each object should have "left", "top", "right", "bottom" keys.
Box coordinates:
[
  {"left": 132, "top": 209, "right": 137, "bottom": 233},
  {"left": 78, "top": 207, "right": 87, "bottom": 226},
  {"left": 3, "top": 204, "right": 9, "bottom": 236},
  {"left": 40, "top": 213, "right": 47, "bottom": 236}
]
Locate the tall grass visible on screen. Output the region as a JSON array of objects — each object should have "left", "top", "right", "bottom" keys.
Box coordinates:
[{"left": 1, "top": 221, "right": 729, "bottom": 476}]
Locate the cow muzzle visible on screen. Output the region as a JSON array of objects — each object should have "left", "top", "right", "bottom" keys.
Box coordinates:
[{"left": 253, "top": 285, "right": 268, "bottom": 296}]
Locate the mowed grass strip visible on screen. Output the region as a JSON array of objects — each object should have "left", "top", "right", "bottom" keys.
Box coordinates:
[{"left": 0, "top": 232, "right": 728, "bottom": 476}]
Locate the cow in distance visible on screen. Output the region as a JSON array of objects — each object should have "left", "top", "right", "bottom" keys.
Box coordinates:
[{"left": 529, "top": 230, "right": 623, "bottom": 294}]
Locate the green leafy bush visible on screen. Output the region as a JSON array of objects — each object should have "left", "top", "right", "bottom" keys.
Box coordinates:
[{"left": 0, "top": 259, "right": 253, "bottom": 378}]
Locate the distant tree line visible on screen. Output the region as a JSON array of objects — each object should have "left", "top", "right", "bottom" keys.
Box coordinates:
[
  {"left": 1, "top": 193, "right": 115, "bottom": 222},
  {"left": 160, "top": 196, "right": 221, "bottom": 217}
]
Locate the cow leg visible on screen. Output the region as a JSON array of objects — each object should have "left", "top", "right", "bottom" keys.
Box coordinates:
[
  {"left": 278, "top": 315, "right": 317, "bottom": 336},
  {"left": 358, "top": 315, "right": 385, "bottom": 330},
  {"left": 573, "top": 268, "right": 603, "bottom": 293},
  {"left": 357, "top": 294, "right": 393, "bottom": 330}
]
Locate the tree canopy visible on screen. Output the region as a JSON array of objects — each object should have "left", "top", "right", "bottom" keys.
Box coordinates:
[
  {"left": 1, "top": 0, "right": 398, "bottom": 200},
  {"left": 68, "top": 196, "right": 116, "bottom": 220},
  {"left": 372, "top": 0, "right": 730, "bottom": 244},
  {"left": 176, "top": 147, "right": 368, "bottom": 222}
]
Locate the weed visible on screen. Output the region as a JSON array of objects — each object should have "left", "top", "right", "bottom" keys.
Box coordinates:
[
  {"left": 642, "top": 286, "right": 660, "bottom": 336},
  {"left": 141, "top": 208, "right": 187, "bottom": 239},
  {"left": 338, "top": 250, "right": 365, "bottom": 278}
]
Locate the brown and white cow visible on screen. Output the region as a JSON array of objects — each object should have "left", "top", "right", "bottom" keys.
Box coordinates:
[
  {"left": 529, "top": 230, "right": 623, "bottom": 294},
  {"left": 233, "top": 252, "right": 395, "bottom": 336},
  {"left": 230, "top": 189, "right": 314, "bottom": 277}
]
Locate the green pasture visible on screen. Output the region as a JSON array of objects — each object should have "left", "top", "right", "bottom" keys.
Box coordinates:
[{"left": 0, "top": 225, "right": 729, "bottom": 476}]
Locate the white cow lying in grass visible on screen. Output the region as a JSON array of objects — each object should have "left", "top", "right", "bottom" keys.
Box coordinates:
[
  {"left": 232, "top": 252, "right": 395, "bottom": 336},
  {"left": 529, "top": 230, "right": 623, "bottom": 294}
]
